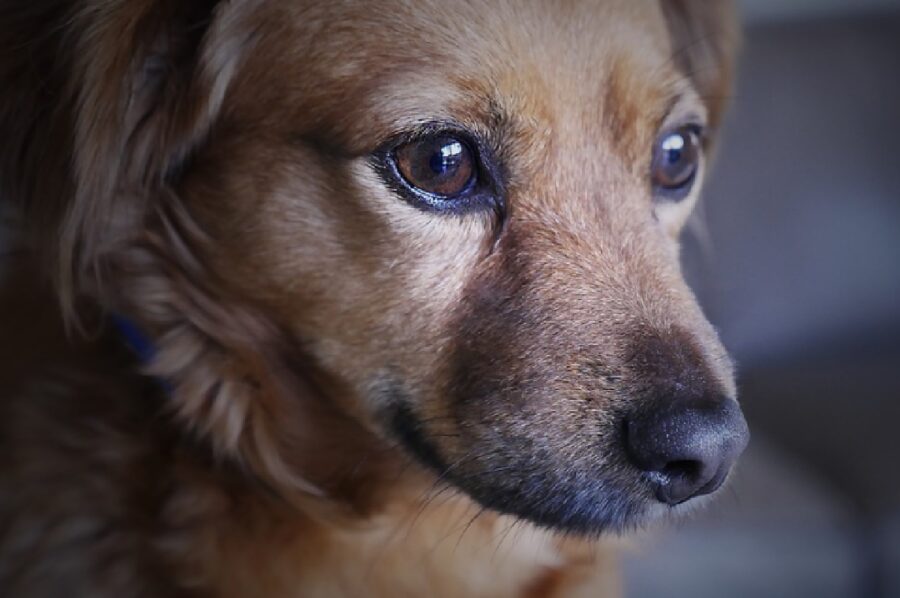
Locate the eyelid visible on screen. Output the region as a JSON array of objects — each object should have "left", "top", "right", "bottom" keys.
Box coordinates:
[
  {"left": 663, "top": 120, "right": 705, "bottom": 138},
  {"left": 385, "top": 120, "right": 476, "bottom": 149},
  {"left": 657, "top": 88, "right": 708, "bottom": 135}
]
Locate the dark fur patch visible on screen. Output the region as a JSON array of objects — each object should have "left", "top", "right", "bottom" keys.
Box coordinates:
[{"left": 388, "top": 402, "right": 448, "bottom": 474}]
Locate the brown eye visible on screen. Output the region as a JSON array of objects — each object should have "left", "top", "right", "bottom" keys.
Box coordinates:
[
  {"left": 652, "top": 126, "right": 701, "bottom": 198},
  {"left": 394, "top": 135, "right": 476, "bottom": 197}
]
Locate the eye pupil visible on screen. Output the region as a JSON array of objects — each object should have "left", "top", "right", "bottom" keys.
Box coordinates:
[
  {"left": 395, "top": 135, "right": 475, "bottom": 197},
  {"left": 430, "top": 141, "right": 463, "bottom": 175},
  {"left": 662, "top": 134, "right": 685, "bottom": 164}
]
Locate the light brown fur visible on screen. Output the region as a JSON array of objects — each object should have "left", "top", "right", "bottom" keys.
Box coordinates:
[{"left": 0, "top": 1, "right": 739, "bottom": 596}]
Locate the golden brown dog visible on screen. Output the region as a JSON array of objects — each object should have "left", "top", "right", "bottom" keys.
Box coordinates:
[{"left": 0, "top": 0, "right": 748, "bottom": 595}]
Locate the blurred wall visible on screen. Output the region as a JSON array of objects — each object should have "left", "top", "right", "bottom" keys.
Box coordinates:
[
  {"left": 738, "top": 0, "right": 900, "bottom": 23},
  {"left": 626, "top": 9, "right": 900, "bottom": 597},
  {"left": 685, "top": 8, "right": 900, "bottom": 515},
  {"left": 687, "top": 11, "right": 900, "bottom": 369}
]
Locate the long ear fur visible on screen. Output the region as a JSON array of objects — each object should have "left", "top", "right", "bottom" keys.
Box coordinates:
[
  {"left": 0, "top": 0, "right": 258, "bottom": 313},
  {"left": 78, "top": 2, "right": 342, "bottom": 499},
  {"left": 661, "top": 0, "right": 740, "bottom": 130},
  {"left": 61, "top": 0, "right": 259, "bottom": 313},
  {"left": 1, "top": 1, "right": 349, "bottom": 504}
]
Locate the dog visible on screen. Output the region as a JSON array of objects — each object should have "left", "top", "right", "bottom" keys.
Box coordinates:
[{"left": 0, "top": 0, "right": 748, "bottom": 595}]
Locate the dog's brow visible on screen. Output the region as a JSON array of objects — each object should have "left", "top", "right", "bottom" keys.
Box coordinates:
[
  {"left": 662, "top": 92, "right": 685, "bottom": 125},
  {"left": 485, "top": 98, "right": 508, "bottom": 132},
  {"left": 659, "top": 89, "right": 706, "bottom": 131},
  {"left": 375, "top": 97, "right": 515, "bottom": 159}
]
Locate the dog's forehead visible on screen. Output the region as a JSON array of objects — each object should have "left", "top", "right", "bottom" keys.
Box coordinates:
[{"left": 242, "top": 0, "right": 686, "bottom": 156}]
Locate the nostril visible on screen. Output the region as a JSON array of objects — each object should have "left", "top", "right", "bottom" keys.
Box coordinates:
[{"left": 662, "top": 459, "right": 701, "bottom": 480}]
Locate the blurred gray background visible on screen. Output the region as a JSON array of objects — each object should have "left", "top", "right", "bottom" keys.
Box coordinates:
[{"left": 623, "top": 2, "right": 900, "bottom": 597}]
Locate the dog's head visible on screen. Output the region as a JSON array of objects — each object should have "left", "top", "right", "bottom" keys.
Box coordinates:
[{"left": 9, "top": 0, "right": 747, "bottom": 534}]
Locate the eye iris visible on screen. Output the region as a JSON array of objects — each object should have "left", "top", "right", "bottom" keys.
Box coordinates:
[
  {"left": 396, "top": 135, "right": 475, "bottom": 197},
  {"left": 653, "top": 128, "right": 700, "bottom": 192}
]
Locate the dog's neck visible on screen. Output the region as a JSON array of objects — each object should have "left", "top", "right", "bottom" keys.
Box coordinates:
[
  {"left": 177, "top": 455, "right": 619, "bottom": 598},
  {"left": 107, "top": 312, "right": 619, "bottom": 596}
]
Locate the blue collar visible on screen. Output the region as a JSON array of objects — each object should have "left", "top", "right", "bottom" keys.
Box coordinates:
[
  {"left": 111, "top": 314, "right": 175, "bottom": 394},
  {"left": 110, "top": 313, "right": 157, "bottom": 365}
]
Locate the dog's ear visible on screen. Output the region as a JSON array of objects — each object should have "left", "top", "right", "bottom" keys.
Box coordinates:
[
  {"left": 661, "top": 0, "right": 740, "bottom": 130},
  {"left": 60, "top": 3, "right": 344, "bottom": 501},
  {"left": 56, "top": 0, "right": 255, "bottom": 310},
  {"left": 0, "top": 1, "right": 320, "bottom": 495}
]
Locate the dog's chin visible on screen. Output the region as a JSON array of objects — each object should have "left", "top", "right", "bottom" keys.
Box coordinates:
[
  {"left": 387, "top": 402, "right": 690, "bottom": 537},
  {"left": 443, "top": 468, "right": 667, "bottom": 537}
]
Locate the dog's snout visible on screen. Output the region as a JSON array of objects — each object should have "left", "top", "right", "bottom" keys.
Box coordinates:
[{"left": 624, "top": 397, "right": 749, "bottom": 506}]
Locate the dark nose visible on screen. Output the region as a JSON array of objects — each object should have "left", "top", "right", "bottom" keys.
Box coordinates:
[{"left": 624, "top": 397, "right": 749, "bottom": 506}]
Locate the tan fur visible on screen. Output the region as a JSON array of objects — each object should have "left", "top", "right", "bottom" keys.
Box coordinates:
[{"left": 0, "top": 1, "right": 739, "bottom": 596}]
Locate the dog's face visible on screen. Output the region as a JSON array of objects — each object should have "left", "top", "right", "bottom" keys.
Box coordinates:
[{"left": 34, "top": 0, "right": 748, "bottom": 535}]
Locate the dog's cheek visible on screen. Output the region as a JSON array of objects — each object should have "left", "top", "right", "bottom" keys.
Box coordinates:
[
  {"left": 183, "top": 143, "right": 496, "bottom": 415},
  {"left": 654, "top": 180, "right": 704, "bottom": 239},
  {"left": 316, "top": 200, "right": 496, "bottom": 418}
]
